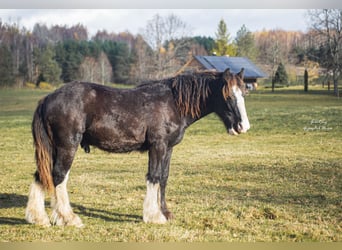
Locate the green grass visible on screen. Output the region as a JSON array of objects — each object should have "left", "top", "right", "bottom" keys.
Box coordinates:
[{"left": 0, "top": 85, "right": 341, "bottom": 242}]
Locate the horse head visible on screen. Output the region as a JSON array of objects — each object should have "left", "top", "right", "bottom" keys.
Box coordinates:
[{"left": 216, "top": 68, "right": 250, "bottom": 135}]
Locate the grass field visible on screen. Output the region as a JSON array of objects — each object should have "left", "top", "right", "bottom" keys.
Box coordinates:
[{"left": 0, "top": 85, "right": 341, "bottom": 242}]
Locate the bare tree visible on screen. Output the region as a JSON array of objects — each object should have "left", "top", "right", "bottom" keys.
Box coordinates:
[
  {"left": 142, "top": 13, "right": 191, "bottom": 79},
  {"left": 79, "top": 52, "right": 112, "bottom": 84},
  {"left": 131, "top": 35, "right": 154, "bottom": 81},
  {"left": 144, "top": 14, "right": 165, "bottom": 52},
  {"left": 79, "top": 57, "right": 97, "bottom": 82},
  {"left": 307, "top": 9, "right": 342, "bottom": 96}
]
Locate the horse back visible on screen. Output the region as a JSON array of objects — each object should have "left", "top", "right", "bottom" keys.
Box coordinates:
[{"left": 42, "top": 81, "right": 184, "bottom": 153}]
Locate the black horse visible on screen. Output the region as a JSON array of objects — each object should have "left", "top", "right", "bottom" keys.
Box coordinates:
[{"left": 25, "top": 68, "right": 250, "bottom": 227}]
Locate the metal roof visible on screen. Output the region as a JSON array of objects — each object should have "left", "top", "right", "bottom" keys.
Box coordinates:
[{"left": 194, "top": 56, "right": 267, "bottom": 78}]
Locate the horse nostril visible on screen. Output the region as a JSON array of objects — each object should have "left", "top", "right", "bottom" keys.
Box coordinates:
[{"left": 237, "top": 123, "right": 243, "bottom": 133}]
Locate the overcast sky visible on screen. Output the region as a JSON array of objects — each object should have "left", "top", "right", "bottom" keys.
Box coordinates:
[{"left": 0, "top": 9, "right": 310, "bottom": 38}]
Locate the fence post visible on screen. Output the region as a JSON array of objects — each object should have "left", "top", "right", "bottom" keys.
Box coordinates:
[{"left": 304, "top": 69, "right": 308, "bottom": 92}]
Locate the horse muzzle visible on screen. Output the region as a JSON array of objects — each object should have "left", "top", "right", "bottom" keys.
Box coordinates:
[
  {"left": 228, "top": 127, "right": 239, "bottom": 135},
  {"left": 228, "top": 122, "right": 249, "bottom": 135}
]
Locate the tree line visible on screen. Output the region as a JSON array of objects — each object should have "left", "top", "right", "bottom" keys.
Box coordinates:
[{"left": 0, "top": 10, "right": 341, "bottom": 95}]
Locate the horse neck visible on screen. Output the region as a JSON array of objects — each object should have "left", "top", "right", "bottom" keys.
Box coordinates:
[
  {"left": 183, "top": 97, "right": 215, "bottom": 127},
  {"left": 174, "top": 79, "right": 218, "bottom": 127}
]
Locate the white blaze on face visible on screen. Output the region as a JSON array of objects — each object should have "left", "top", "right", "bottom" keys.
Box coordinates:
[{"left": 232, "top": 86, "right": 250, "bottom": 133}]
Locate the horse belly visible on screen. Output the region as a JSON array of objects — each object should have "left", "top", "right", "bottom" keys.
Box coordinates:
[{"left": 84, "top": 116, "right": 147, "bottom": 153}]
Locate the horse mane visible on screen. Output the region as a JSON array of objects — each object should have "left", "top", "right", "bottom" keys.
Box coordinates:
[
  {"left": 137, "top": 69, "right": 240, "bottom": 118},
  {"left": 163, "top": 71, "right": 224, "bottom": 118}
]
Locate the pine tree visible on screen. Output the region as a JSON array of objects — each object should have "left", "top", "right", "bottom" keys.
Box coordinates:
[
  {"left": 235, "top": 24, "right": 258, "bottom": 60},
  {"left": 34, "top": 45, "right": 62, "bottom": 85},
  {"left": 193, "top": 36, "right": 215, "bottom": 54},
  {"left": 55, "top": 40, "right": 84, "bottom": 82},
  {"left": 214, "top": 19, "right": 236, "bottom": 56},
  {"left": 101, "top": 40, "right": 132, "bottom": 83},
  {"left": 274, "top": 62, "right": 288, "bottom": 85}
]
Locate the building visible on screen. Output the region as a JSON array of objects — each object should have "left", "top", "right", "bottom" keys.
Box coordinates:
[{"left": 178, "top": 55, "right": 267, "bottom": 90}]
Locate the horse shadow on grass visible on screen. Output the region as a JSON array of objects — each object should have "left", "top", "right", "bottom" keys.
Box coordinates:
[
  {"left": 72, "top": 203, "right": 142, "bottom": 223},
  {"left": 0, "top": 193, "right": 142, "bottom": 226},
  {"left": 0, "top": 193, "right": 28, "bottom": 225}
]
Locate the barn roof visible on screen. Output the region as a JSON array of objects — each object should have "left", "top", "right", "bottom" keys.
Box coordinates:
[{"left": 194, "top": 56, "right": 267, "bottom": 78}]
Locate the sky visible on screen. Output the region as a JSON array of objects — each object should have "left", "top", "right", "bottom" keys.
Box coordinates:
[{"left": 0, "top": 9, "right": 310, "bottom": 39}]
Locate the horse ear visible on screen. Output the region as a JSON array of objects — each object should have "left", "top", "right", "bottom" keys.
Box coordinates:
[
  {"left": 222, "top": 68, "right": 231, "bottom": 99},
  {"left": 223, "top": 68, "right": 231, "bottom": 80},
  {"left": 238, "top": 68, "right": 244, "bottom": 79}
]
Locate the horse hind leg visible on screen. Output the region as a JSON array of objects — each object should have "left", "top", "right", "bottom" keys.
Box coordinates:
[
  {"left": 50, "top": 145, "right": 84, "bottom": 227},
  {"left": 50, "top": 171, "right": 83, "bottom": 227},
  {"left": 25, "top": 179, "right": 51, "bottom": 227}
]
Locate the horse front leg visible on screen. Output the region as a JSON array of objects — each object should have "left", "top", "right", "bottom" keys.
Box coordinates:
[
  {"left": 143, "top": 143, "right": 168, "bottom": 224},
  {"left": 160, "top": 148, "right": 174, "bottom": 220}
]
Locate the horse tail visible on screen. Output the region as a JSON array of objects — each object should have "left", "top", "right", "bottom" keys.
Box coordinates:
[{"left": 32, "top": 97, "right": 55, "bottom": 194}]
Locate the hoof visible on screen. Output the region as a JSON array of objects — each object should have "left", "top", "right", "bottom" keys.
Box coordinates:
[
  {"left": 163, "top": 210, "right": 174, "bottom": 220},
  {"left": 51, "top": 211, "right": 84, "bottom": 227},
  {"left": 143, "top": 211, "right": 167, "bottom": 224},
  {"left": 25, "top": 209, "right": 51, "bottom": 227},
  {"left": 26, "top": 217, "right": 51, "bottom": 227},
  {"left": 26, "top": 218, "right": 51, "bottom": 227},
  {"left": 66, "top": 215, "right": 84, "bottom": 228}
]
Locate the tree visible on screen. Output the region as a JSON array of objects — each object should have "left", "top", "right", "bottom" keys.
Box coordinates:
[
  {"left": 32, "top": 23, "right": 50, "bottom": 46},
  {"left": 0, "top": 45, "right": 14, "bottom": 87},
  {"left": 33, "top": 23, "right": 88, "bottom": 45},
  {"left": 33, "top": 45, "right": 62, "bottom": 85},
  {"left": 22, "top": 32, "right": 36, "bottom": 84},
  {"left": 142, "top": 13, "right": 191, "bottom": 80},
  {"left": 274, "top": 62, "right": 288, "bottom": 87},
  {"left": 101, "top": 40, "right": 132, "bottom": 83},
  {"left": 192, "top": 36, "right": 215, "bottom": 55},
  {"left": 130, "top": 34, "right": 154, "bottom": 82},
  {"left": 97, "top": 52, "right": 112, "bottom": 84},
  {"left": 55, "top": 40, "right": 83, "bottom": 82},
  {"left": 143, "top": 13, "right": 188, "bottom": 51},
  {"left": 307, "top": 9, "right": 342, "bottom": 96},
  {"left": 214, "top": 19, "right": 236, "bottom": 56},
  {"left": 78, "top": 56, "right": 97, "bottom": 83},
  {"left": 254, "top": 29, "right": 304, "bottom": 65},
  {"left": 235, "top": 24, "right": 258, "bottom": 60},
  {"left": 78, "top": 52, "right": 112, "bottom": 84}
]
